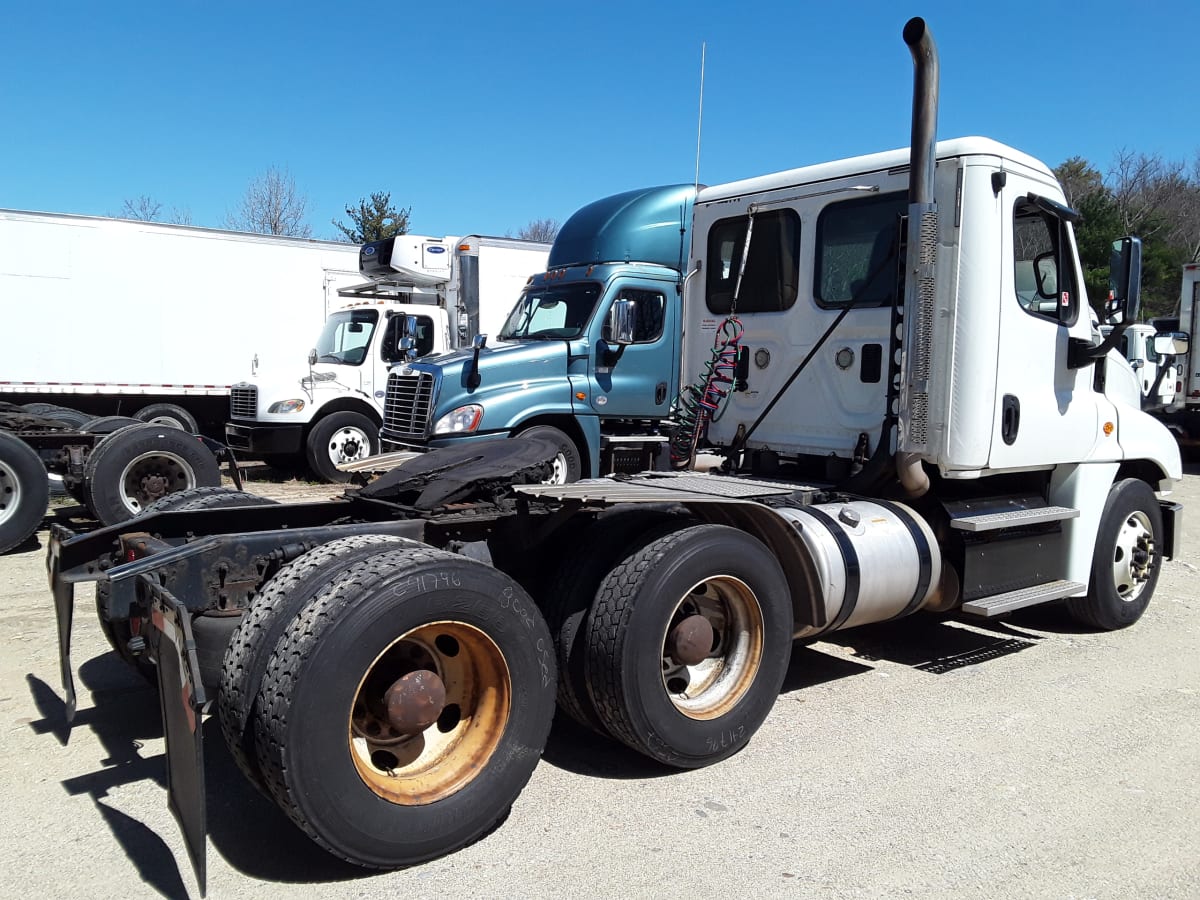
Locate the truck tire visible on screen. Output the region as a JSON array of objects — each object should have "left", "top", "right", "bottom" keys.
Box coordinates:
[
  {"left": 515, "top": 425, "right": 581, "bottom": 484},
  {"left": 0, "top": 431, "right": 49, "bottom": 554},
  {"left": 22, "top": 403, "right": 91, "bottom": 429},
  {"left": 220, "top": 534, "right": 420, "bottom": 792},
  {"left": 81, "top": 415, "right": 144, "bottom": 434},
  {"left": 95, "top": 488, "right": 278, "bottom": 682},
  {"left": 585, "top": 524, "right": 792, "bottom": 768},
  {"left": 254, "top": 546, "right": 556, "bottom": 868},
  {"left": 133, "top": 403, "right": 199, "bottom": 433},
  {"left": 541, "top": 508, "right": 691, "bottom": 732},
  {"left": 1066, "top": 478, "right": 1163, "bottom": 631},
  {"left": 82, "top": 423, "right": 221, "bottom": 525},
  {"left": 305, "top": 412, "right": 379, "bottom": 484}
]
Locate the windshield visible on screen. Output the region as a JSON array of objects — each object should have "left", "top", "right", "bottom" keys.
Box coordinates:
[
  {"left": 314, "top": 309, "right": 378, "bottom": 366},
  {"left": 497, "top": 282, "right": 602, "bottom": 340}
]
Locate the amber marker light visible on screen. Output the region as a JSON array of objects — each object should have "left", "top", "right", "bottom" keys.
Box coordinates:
[
  {"left": 575, "top": 392, "right": 587, "bottom": 400},
  {"left": 1103, "top": 422, "right": 1114, "bottom": 436}
]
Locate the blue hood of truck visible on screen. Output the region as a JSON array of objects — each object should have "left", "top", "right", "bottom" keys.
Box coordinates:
[
  {"left": 549, "top": 184, "right": 697, "bottom": 270},
  {"left": 411, "top": 339, "right": 572, "bottom": 420}
]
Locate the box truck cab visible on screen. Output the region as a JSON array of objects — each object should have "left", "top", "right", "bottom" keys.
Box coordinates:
[
  {"left": 379, "top": 185, "right": 695, "bottom": 480},
  {"left": 226, "top": 234, "right": 549, "bottom": 481}
]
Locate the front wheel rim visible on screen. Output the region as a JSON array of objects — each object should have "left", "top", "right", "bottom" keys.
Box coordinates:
[
  {"left": 328, "top": 427, "right": 371, "bottom": 465},
  {"left": 349, "top": 620, "right": 511, "bottom": 805},
  {"left": 543, "top": 451, "right": 568, "bottom": 485},
  {"left": 118, "top": 450, "right": 196, "bottom": 514},
  {"left": 1112, "top": 510, "right": 1155, "bottom": 602},
  {"left": 659, "top": 575, "right": 765, "bottom": 720},
  {"left": 0, "top": 458, "right": 22, "bottom": 527}
]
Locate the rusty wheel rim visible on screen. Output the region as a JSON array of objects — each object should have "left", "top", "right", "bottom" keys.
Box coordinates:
[
  {"left": 659, "top": 575, "right": 764, "bottom": 721},
  {"left": 349, "top": 621, "right": 511, "bottom": 805}
]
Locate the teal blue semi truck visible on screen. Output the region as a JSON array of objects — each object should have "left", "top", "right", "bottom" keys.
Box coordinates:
[{"left": 378, "top": 184, "right": 696, "bottom": 481}]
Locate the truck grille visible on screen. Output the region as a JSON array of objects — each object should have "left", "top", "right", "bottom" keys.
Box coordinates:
[
  {"left": 383, "top": 372, "right": 434, "bottom": 440},
  {"left": 230, "top": 385, "right": 257, "bottom": 419}
]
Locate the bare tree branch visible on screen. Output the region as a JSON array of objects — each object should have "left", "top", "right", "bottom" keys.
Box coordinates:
[
  {"left": 517, "top": 218, "right": 560, "bottom": 243},
  {"left": 120, "top": 195, "right": 163, "bottom": 221},
  {"left": 226, "top": 166, "right": 312, "bottom": 237}
]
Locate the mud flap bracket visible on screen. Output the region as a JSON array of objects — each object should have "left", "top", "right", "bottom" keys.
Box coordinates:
[{"left": 145, "top": 575, "right": 209, "bottom": 897}]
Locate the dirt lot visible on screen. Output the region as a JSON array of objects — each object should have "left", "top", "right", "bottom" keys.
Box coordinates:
[{"left": 1, "top": 467, "right": 1197, "bottom": 899}]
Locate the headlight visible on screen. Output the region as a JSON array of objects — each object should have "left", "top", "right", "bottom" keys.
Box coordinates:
[
  {"left": 433, "top": 404, "right": 483, "bottom": 434},
  {"left": 267, "top": 399, "right": 306, "bottom": 413}
]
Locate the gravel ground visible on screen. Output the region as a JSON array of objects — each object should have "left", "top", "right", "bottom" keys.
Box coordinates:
[{"left": 1, "top": 466, "right": 1197, "bottom": 900}]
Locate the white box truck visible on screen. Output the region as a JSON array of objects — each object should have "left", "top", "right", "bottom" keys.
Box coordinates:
[
  {"left": 225, "top": 234, "right": 550, "bottom": 481},
  {"left": 1148, "top": 263, "right": 1200, "bottom": 451},
  {"left": 0, "top": 209, "right": 362, "bottom": 434}
]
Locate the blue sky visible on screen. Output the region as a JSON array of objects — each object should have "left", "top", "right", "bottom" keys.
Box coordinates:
[{"left": 2, "top": 1, "right": 1194, "bottom": 241}]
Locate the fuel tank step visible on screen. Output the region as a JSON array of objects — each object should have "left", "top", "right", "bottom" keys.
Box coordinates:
[
  {"left": 950, "top": 506, "right": 1079, "bottom": 532},
  {"left": 960, "top": 580, "right": 1086, "bottom": 617}
]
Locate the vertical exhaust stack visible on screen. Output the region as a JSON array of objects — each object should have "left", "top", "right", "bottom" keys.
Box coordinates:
[{"left": 896, "top": 16, "right": 939, "bottom": 497}]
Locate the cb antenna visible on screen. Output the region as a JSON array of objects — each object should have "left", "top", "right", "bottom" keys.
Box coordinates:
[{"left": 694, "top": 41, "right": 706, "bottom": 191}]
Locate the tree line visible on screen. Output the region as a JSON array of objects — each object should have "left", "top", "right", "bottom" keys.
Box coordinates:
[
  {"left": 117, "top": 166, "right": 559, "bottom": 245},
  {"left": 1055, "top": 150, "right": 1200, "bottom": 320}
]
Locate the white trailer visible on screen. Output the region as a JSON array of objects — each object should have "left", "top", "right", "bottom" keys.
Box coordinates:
[
  {"left": 225, "top": 234, "right": 550, "bottom": 481},
  {"left": 0, "top": 209, "right": 361, "bottom": 434},
  {"left": 1173, "top": 263, "right": 1200, "bottom": 407}
]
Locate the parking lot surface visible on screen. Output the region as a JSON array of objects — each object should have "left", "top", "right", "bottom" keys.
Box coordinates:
[{"left": 1, "top": 470, "right": 1197, "bottom": 899}]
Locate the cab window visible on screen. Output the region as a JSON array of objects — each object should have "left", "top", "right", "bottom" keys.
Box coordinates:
[
  {"left": 380, "top": 313, "right": 435, "bottom": 362},
  {"left": 603, "top": 288, "right": 666, "bottom": 343},
  {"left": 814, "top": 191, "right": 906, "bottom": 307},
  {"left": 1013, "top": 197, "right": 1078, "bottom": 325},
  {"left": 706, "top": 209, "right": 801, "bottom": 314}
]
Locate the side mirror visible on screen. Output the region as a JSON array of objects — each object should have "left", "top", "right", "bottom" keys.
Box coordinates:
[
  {"left": 397, "top": 315, "right": 418, "bottom": 338},
  {"left": 1033, "top": 252, "right": 1058, "bottom": 299},
  {"left": 1129, "top": 358, "right": 1144, "bottom": 371},
  {"left": 348, "top": 322, "right": 364, "bottom": 333},
  {"left": 1105, "top": 236, "right": 1142, "bottom": 325},
  {"left": 606, "top": 298, "right": 637, "bottom": 346},
  {"left": 1153, "top": 331, "right": 1189, "bottom": 356},
  {"left": 472, "top": 333, "right": 488, "bottom": 350},
  {"left": 307, "top": 348, "right": 318, "bottom": 366}
]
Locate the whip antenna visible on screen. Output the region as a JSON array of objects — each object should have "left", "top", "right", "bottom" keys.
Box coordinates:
[{"left": 694, "top": 42, "right": 706, "bottom": 191}]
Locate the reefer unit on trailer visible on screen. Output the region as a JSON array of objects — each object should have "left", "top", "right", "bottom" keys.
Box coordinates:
[{"left": 0, "top": 209, "right": 361, "bottom": 434}]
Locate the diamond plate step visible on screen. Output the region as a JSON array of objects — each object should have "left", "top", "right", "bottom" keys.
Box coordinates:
[
  {"left": 950, "top": 506, "right": 1079, "bottom": 532},
  {"left": 961, "top": 580, "right": 1086, "bottom": 617}
]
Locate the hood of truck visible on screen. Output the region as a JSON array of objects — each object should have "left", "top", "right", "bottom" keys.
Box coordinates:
[
  {"left": 402, "top": 339, "right": 574, "bottom": 431},
  {"left": 235, "top": 364, "right": 365, "bottom": 421}
]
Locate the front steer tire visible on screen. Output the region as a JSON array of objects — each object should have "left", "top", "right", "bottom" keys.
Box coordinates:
[
  {"left": 254, "top": 545, "right": 556, "bottom": 868},
  {"left": 1067, "top": 478, "right": 1164, "bottom": 631},
  {"left": 305, "top": 411, "right": 379, "bottom": 484}
]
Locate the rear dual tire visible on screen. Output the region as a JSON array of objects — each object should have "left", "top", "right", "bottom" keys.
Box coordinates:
[
  {"left": 241, "top": 546, "right": 556, "bottom": 868},
  {"left": 585, "top": 524, "right": 793, "bottom": 768},
  {"left": 82, "top": 423, "right": 221, "bottom": 524}
]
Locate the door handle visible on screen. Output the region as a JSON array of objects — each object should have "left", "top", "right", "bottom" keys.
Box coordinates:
[{"left": 1001, "top": 394, "right": 1020, "bottom": 445}]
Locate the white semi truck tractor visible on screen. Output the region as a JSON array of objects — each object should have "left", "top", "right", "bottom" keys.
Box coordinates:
[{"left": 47, "top": 17, "right": 1181, "bottom": 893}]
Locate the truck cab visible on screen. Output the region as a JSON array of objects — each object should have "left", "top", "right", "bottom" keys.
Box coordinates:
[
  {"left": 380, "top": 185, "right": 696, "bottom": 480},
  {"left": 226, "top": 235, "right": 457, "bottom": 481}
]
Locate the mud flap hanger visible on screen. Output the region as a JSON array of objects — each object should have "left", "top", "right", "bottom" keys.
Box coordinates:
[
  {"left": 52, "top": 535, "right": 224, "bottom": 723},
  {"left": 145, "top": 575, "right": 211, "bottom": 897}
]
